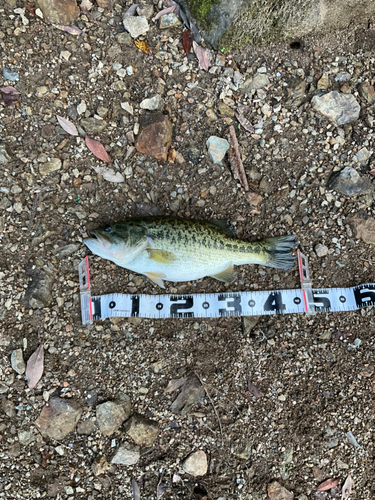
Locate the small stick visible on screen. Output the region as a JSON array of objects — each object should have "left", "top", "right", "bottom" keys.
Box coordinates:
[
  {"left": 195, "top": 372, "right": 223, "bottom": 446},
  {"left": 225, "top": 125, "right": 250, "bottom": 192}
]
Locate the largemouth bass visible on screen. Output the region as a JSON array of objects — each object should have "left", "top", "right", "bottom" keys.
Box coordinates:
[{"left": 83, "top": 216, "right": 296, "bottom": 288}]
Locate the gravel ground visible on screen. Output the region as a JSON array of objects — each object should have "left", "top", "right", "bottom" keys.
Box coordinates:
[{"left": 1, "top": 1, "right": 375, "bottom": 499}]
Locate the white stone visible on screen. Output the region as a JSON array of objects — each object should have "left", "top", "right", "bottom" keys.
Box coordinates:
[
  {"left": 182, "top": 450, "right": 208, "bottom": 476},
  {"left": 123, "top": 16, "right": 149, "bottom": 38}
]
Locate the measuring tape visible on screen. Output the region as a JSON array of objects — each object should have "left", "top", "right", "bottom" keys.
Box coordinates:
[{"left": 78, "top": 251, "right": 375, "bottom": 324}]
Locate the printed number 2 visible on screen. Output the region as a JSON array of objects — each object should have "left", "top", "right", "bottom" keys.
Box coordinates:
[{"left": 263, "top": 292, "right": 286, "bottom": 312}]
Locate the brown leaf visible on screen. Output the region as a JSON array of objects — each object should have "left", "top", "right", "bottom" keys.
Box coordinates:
[
  {"left": 54, "top": 24, "right": 83, "bottom": 35},
  {"left": 134, "top": 39, "right": 152, "bottom": 56},
  {"left": 247, "top": 381, "right": 264, "bottom": 398},
  {"left": 153, "top": 5, "right": 178, "bottom": 20},
  {"left": 165, "top": 377, "right": 187, "bottom": 393},
  {"left": 236, "top": 112, "right": 254, "bottom": 133},
  {"left": 56, "top": 115, "right": 78, "bottom": 136},
  {"left": 317, "top": 478, "right": 340, "bottom": 491},
  {"left": 341, "top": 475, "right": 353, "bottom": 500},
  {"left": 25, "top": 343, "right": 44, "bottom": 389},
  {"left": 23, "top": 2, "right": 36, "bottom": 15},
  {"left": 85, "top": 136, "right": 111, "bottom": 163},
  {"left": 182, "top": 29, "right": 194, "bottom": 56},
  {"left": 131, "top": 478, "right": 140, "bottom": 500},
  {"left": 369, "top": 168, "right": 375, "bottom": 177},
  {"left": 0, "top": 86, "right": 20, "bottom": 106},
  {"left": 193, "top": 41, "right": 211, "bottom": 72}
]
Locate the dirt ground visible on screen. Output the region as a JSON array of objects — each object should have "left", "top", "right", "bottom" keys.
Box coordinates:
[{"left": 0, "top": 1, "right": 375, "bottom": 499}]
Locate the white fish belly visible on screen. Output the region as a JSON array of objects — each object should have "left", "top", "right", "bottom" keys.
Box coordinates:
[{"left": 119, "top": 249, "right": 234, "bottom": 282}]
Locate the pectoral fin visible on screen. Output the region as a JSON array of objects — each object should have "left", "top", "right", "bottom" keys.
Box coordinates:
[
  {"left": 210, "top": 265, "right": 237, "bottom": 283},
  {"left": 146, "top": 249, "right": 176, "bottom": 264},
  {"left": 144, "top": 271, "right": 166, "bottom": 288}
]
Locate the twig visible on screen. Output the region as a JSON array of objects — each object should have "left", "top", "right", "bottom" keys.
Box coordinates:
[
  {"left": 225, "top": 125, "right": 250, "bottom": 192},
  {"left": 194, "top": 372, "right": 223, "bottom": 446}
]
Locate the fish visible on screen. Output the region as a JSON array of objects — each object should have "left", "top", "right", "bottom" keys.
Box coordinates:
[{"left": 83, "top": 216, "right": 296, "bottom": 288}]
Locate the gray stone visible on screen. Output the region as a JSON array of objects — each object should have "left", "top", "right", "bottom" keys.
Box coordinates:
[
  {"left": 140, "top": 94, "right": 164, "bottom": 111},
  {"left": 178, "top": 0, "right": 375, "bottom": 50},
  {"left": 3, "top": 68, "right": 19, "bottom": 82},
  {"left": 80, "top": 117, "right": 107, "bottom": 135},
  {"left": 0, "top": 143, "right": 12, "bottom": 164},
  {"left": 311, "top": 91, "right": 360, "bottom": 126},
  {"left": 21, "top": 260, "right": 54, "bottom": 309},
  {"left": 115, "top": 32, "right": 132, "bottom": 45},
  {"left": 18, "top": 429, "right": 35, "bottom": 446},
  {"left": 111, "top": 441, "right": 140, "bottom": 465},
  {"left": 124, "top": 414, "right": 158, "bottom": 446},
  {"left": 242, "top": 316, "right": 259, "bottom": 334},
  {"left": 39, "top": 158, "right": 62, "bottom": 176},
  {"left": 159, "top": 13, "right": 182, "bottom": 29},
  {"left": 137, "top": 4, "right": 154, "bottom": 18},
  {"left": 355, "top": 147, "right": 372, "bottom": 166},
  {"left": 240, "top": 73, "right": 270, "bottom": 92},
  {"left": 51, "top": 243, "right": 80, "bottom": 259},
  {"left": 206, "top": 136, "right": 229, "bottom": 165},
  {"left": 182, "top": 450, "right": 208, "bottom": 476},
  {"left": 314, "top": 244, "right": 328, "bottom": 258},
  {"left": 328, "top": 166, "right": 371, "bottom": 196},
  {"left": 11, "top": 349, "right": 26, "bottom": 374},
  {"left": 35, "top": 398, "right": 82, "bottom": 440},
  {"left": 96, "top": 400, "right": 131, "bottom": 437},
  {"left": 92, "top": 455, "right": 109, "bottom": 476},
  {"left": 123, "top": 16, "right": 149, "bottom": 38},
  {"left": 77, "top": 419, "right": 96, "bottom": 435}
]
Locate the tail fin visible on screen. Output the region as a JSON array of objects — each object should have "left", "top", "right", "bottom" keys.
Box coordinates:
[{"left": 260, "top": 235, "right": 296, "bottom": 270}]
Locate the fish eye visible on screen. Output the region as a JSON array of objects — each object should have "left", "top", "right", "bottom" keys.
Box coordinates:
[{"left": 104, "top": 225, "right": 111, "bottom": 232}]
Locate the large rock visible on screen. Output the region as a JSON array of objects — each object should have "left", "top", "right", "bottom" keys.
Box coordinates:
[
  {"left": 124, "top": 414, "right": 158, "bottom": 446},
  {"left": 177, "top": 0, "right": 375, "bottom": 49},
  {"left": 21, "top": 259, "right": 55, "bottom": 309},
  {"left": 311, "top": 92, "right": 360, "bottom": 126},
  {"left": 96, "top": 400, "right": 131, "bottom": 437},
  {"left": 328, "top": 166, "right": 372, "bottom": 196},
  {"left": 136, "top": 113, "right": 173, "bottom": 161},
  {"left": 35, "top": 0, "right": 79, "bottom": 25},
  {"left": 35, "top": 398, "right": 82, "bottom": 440}
]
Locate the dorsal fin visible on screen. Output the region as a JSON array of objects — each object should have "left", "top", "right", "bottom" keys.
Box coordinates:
[{"left": 207, "top": 219, "right": 236, "bottom": 237}]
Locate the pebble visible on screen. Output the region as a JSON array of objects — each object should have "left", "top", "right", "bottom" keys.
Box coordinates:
[
  {"left": 77, "top": 102, "right": 87, "bottom": 115},
  {"left": 206, "top": 136, "right": 229, "bottom": 165},
  {"left": 350, "top": 216, "right": 375, "bottom": 244},
  {"left": 328, "top": 166, "right": 371, "bottom": 196},
  {"left": 140, "top": 94, "right": 164, "bottom": 111},
  {"left": 355, "top": 147, "right": 372, "bottom": 166},
  {"left": 52, "top": 243, "right": 80, "bottom": 259},
  {"left": 217, "top": 101, "right": 235, "bottom": 117},
  {"left": 358, "top": 81, "right": 375, "bottom": 103},
  {"left": 18, "top": 429, "right": 35, "bottom": 446},
  {"left": 124, "top": 414, "right": 158, "bottom": 446},
  {"left": 242, "top": 315, "right": 259, "bottom": 334},
  {"left": 11, "top": 349, "right": 26, "bottom": 374},
  {"left": 115, "top": 32, "right": 132, "bottom": 45},
  {"left": 240, "top": 73, "right": 270, "bottom": 92},
  {"left": 21, "top": 261, "right": 54, "bottom": 309},
  {"left": 311, "top": 91, "right": 360, "bottom": 125},
  {"left": 136, "top": 113, "right": 173, "bottom": 160},
  {"left": 96, "top": 400, "right": 131, "bottom": 436},
  {"left": 233, "top": 437, "right": 252, "bottom": 459},
  {"left": 267, "top": 481, "right": 294, "bottom": 500},
  {"left": 111, "top": 441, "right": 140, "bottom": 465},
  {"left": 182, "top": 450, "right": 208, "bottom": 476},
  {"left": 317, "top": 73, "right": 329, "bottom": 90},
  {"left": 35, "top": 397, "right": 82, "bottom": 440},
  {"left": 80, "top": 117, "right": 107, "bottom": 134},
  {"left": 39, "top": 158, "right": 62, "bottom": 176},
  {"left": 3, "top": 68, "right": 19, "bottom": 82},
  {"left": 92, "top": 456, "right": 109, "bottom": 476},
  {"left": 35, "top": 86, "right": 49, "bottom": 97},
  {"left": 159, "top": 13, "right": 182, "bottom": 29},
  {"left": 315, "top": 243, "right": 328, "bottom": 257},
  {"left": 123, "top": 16, "right": 149, "bottom": 38},
  {"left": 0, "top": 143, "right": 12, "bottom": 164},
  {"left": 121, "top": 102, "right": 133, "bottom": 115},
  {"left": 77, "top": 419, "right": 96, "bottom": 435}
]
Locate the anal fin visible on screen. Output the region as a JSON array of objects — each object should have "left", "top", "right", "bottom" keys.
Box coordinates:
[
  {"left": 210, "top": 265, "right": 237, "bottom": 283},
  {"left": 144, "top": 271, "right": 166, "bottom": 288}
]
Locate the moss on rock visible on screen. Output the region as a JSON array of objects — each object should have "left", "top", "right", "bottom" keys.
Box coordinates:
[{"left": 185, "top": 0, "right": 221, "bottom": 30}]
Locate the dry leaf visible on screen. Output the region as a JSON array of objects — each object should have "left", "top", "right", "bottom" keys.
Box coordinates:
[
  {"left": 134, "top": 39, "right": 152, "bottom": 56},
  {"left": 341, "top": 475, "right": 353, "bottom": 500},
  {"left": 369, "top": 168, "right": 375, "bottom": 177},
  {"left": 131, "top": 478, "right": 140, "bottom": 500},
  {"left": 54, "top": 24, "right": 83, "bottom": 35},
  {"left": 56, "top": 115, "right": 78, "bottom": 136},
  {"left": 182, "top": 28, "right": 193, "bottom": 56},
  {"left": 157, "top": 482, "right": 167, "bottom": 499},
  {"left": 153, "top": 5, "right": 177, "bottom": 20},
  {"left": 236, "top": 112, "right": 254, "bottom": 133},
  {"left": 165, "top": 377, "right": 187, "bottom": 393},
  {"left": 92, "top": 166, "right": 124, "bottom": 183},
  {"left": 123, "top": 4, "right": 138, "bottom": 17},
  {"left": 193, "top": 41, "right": 211, "bottom": 72},
  {"left": 317, "top": 478, "right": 341, "bottom": 491},
  {"left": 25, "top": 343, "right": 44, "bottom": 389},
  {"left": 85, "top": 136, "right": 111, "bottom": 163},
  {"left": 0, "top": 86, "right": 20, "bottom": 106},
  {"left": 247, "top": 381, "right": 264, "bottom": 398}
]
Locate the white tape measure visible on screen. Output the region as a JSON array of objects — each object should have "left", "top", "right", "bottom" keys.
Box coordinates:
[
  {"left": 78, "top": 252, "right": 375, "bottom": 324},
  {"left": 78, "top": 251, "right": 375, "bottom": 325}
]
